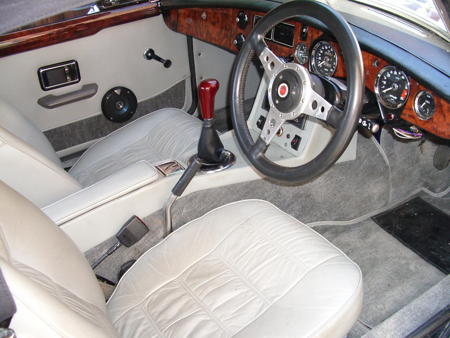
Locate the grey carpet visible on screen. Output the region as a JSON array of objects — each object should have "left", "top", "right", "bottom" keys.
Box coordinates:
[
  {"left": 363, "top": 275, "right": 450, "bottom": 338},
  {"left": 380, "top": 131, "right": 450, "bottom": 203},
  {"left": 422, "top": 191, "right": 450, "bottom": 214},
  {"left": 313, "top": 219, "right": 445, "bottom": 329},
  {"left": 169, "top": 134, "right": 390, "bottom": 229}
]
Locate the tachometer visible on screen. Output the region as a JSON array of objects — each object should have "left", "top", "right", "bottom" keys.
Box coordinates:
[
  {"left": 414, "top": 91, "right": 435, "bottom": 120},
  {"left": 375, "top": 66, "right": 410, "bottom": 109},
  {"left": 310, "top": 41, "right": 337, "bottom": 76}
]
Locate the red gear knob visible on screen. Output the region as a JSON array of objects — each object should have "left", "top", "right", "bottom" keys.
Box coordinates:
[{"left": 198, "top": 79, "right": 219, "bottom": 119}]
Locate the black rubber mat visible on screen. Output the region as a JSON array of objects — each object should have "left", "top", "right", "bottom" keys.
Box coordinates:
[{"left": 372, "top": 197, "right": 450, "bottom": 274}]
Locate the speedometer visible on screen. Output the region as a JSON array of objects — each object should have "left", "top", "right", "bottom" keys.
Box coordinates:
[
  {"left": 375, "top": 66, "right": 410, "bottom": 109},
  {"left": 310, "top": 41, "right": 337, "bottom": 76}
]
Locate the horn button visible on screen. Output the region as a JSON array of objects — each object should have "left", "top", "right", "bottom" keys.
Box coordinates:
[{"left": 270, "top": 69, "right": 302, "bottom": 113}]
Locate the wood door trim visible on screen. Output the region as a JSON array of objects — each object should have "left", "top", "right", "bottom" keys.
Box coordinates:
[{"left": 0, "top": 3, "right": 160, "bottom": 58}]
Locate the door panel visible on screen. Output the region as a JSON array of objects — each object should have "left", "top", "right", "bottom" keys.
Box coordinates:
[{"left": 0, "top": 15, "right": 190, "bottom": 132}]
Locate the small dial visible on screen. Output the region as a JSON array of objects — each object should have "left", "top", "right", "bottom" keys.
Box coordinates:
[
  {"left": 310, "top": 41, "right": 338, "bottom": 76},
  {"left": 294, "top": 43, "right": 309, "bottom": 65},
  {"left": 414, "top": 91, "right": 435, "bottom": 120},
  {"left": 375, "top": 66, "right": 410, "bottom": 109}
]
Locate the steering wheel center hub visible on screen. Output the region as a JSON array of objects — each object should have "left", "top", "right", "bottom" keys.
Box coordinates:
[
  {"left": 270, "top": 69, "right": 302, "bottom": 113},
  {"left": 277, "top": 83, "right": 289, "bottom": 98}
]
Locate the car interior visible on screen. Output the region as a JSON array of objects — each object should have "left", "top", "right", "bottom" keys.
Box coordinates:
[{"left": 0, "top": 0, "right": 449, "bottom": 337}]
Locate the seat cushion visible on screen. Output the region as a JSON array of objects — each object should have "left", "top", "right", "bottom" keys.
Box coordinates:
[
  {"left": 107, "top": 200, "right": 362, "bottom": 337},
  {"left": 69, "top": 108, "right": 202, "bottom": 186}
]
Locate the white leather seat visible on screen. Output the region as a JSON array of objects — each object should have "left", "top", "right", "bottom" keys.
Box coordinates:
[
  {"left": 0, "top": 100, "right": 202, "bottom": 206},
  {"left": 0, "top": 181, "right": 362, "bottom": 337},
  {"left": 69, "top": 108, "right": 202, "bottom": 187}
]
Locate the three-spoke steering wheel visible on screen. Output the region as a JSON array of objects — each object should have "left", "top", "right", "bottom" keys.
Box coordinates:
[{"left": 230, "top": 0, "right": 364, "bottom": 185}]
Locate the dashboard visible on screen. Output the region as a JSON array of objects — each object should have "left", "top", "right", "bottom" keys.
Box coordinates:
[{"left": 163, "top": 7, "right": 450, "bottom": 140}]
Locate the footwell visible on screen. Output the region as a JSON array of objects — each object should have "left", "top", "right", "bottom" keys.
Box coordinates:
[{"left": 372, "top": 197, "right": 450, "bottom": 274}]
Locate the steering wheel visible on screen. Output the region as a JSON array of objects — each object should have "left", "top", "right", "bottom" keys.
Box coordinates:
[{"left": 230, "top": 0, "right": 364, "bottom": 185}]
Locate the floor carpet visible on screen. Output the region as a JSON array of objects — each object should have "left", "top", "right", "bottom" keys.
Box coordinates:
[{"left": 313, "top": 218, "right": 445, "bottom": 332}]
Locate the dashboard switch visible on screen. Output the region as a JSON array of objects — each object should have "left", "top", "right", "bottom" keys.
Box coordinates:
[
  {"left": 291, "top": 135, "right": 301, "bottom": 151},
  {"left": 236, "top": 11, "right": 248, "bottom": 29},
  {"left": 300, "top": 25, "right": 308, "bottom": 40},
  {"left": 233, "top": 33, "right": 246, "bottom": 50},
  {"left": 256, "top": 115, "right": 266, "bottom": 130}
]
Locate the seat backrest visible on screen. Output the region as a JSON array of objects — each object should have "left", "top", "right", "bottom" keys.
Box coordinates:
[
  {"left": 0, "top": 100, "right": 60, "bottom": 165},
  {"left": 0, "top": 101, "right": 81, "bottom": 207},
  {"left": 0, "top": 181, "right": 117, "bottom": 337}
]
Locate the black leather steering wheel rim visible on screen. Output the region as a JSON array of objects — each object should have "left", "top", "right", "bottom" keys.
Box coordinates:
[{"left": 230, "top": 0, "right": 364, "bottom": 185}]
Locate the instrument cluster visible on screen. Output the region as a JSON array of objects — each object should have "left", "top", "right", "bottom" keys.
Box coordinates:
[{"left": 290, "top": 38, "right": 436, "bottom": 122}]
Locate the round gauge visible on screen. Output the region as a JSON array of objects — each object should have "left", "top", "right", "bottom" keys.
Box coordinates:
[
  {"left": 414, "top": 91, "right": 435, "bottom": 120},
  {"left": 294, "top": 43, "right": 309, "bottom": 65},
  {"left": 310, "top": 41, "right": 338, "bottom": 76},
  {"left": 375, "top": 66, "right": 410, "bottom": 109}
]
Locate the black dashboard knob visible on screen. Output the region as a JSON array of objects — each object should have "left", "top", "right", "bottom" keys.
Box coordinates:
[
  {"left": 236, "top": 11, "right": 248, "bottom": 29},
  {"left": 233, "top": 33, "right": 246, "bottom": 50}
]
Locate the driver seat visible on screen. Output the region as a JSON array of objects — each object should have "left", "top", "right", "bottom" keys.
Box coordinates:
[
  {"left": 0, "top": 181, "right": 362, "bottom": 337},
  {"left": 0, "top": 100, "right": 202, "bottom": 207}
]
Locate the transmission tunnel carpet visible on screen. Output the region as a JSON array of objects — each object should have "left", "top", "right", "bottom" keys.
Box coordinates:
[{"left": 372, "top": 197, "right": 450, "bottom": 274}]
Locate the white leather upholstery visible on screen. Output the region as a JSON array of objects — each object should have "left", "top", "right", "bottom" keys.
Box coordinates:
[
  {"left": 0, "top": 100, "right": 61, "bottom": 165},
  {"left": 42, "top": 161, "right": 160, "bottom": 224},
  {"left": 0, "top": 181, "right": 362, "bottom": 337},
  {"left": 69, "top": 108, "right": 202, "bottom": 186},
  {"left": 108, "top": 200, "right": 363, "bottom": 338},
  {"left": 0, "top": 103, "right": 201, "bottom": 205},
  {"left": 0, "top": 181, "right": 117, "bottom": 338},
  {"left": 0, "top": 125, "right": 82, "bottom": 207}
]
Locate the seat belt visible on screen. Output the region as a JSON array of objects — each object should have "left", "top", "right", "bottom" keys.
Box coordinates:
[{"left": 0, "top": 267, "right": 16, "bottom": 337}]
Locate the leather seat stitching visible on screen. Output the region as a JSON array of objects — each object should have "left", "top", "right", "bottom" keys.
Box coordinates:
[
  {"left": 297, "top": 261, "right": 363, "bottom": 338},
  {"left": 178, "top": 278, "right": 231, "bottom": 336},
  {"left": 69, "top": 108, "right": 200, "bottom": 182},
  {"left": 138, "top": 302, "right": 165, "bottom": 338},
  {"left": 161, "top": 308, "right": 204, "bottom": 334},
  {"left": 243, "top": 216, "right": 312, "bottom": 268},
  {"left": 69, "top": 108, "right": 188, "bottom": 168},
  {"left": 232, "top": 254, "right": 350, "bottom": 337},
  {"left": 110, "top": 214, "right": 259, "bottom": 325},
  {"left": 215, "top": 252, "right": 271, "bottom": 306}
]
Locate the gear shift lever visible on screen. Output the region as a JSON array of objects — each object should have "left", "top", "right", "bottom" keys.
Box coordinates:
[
  {"left": 163, "top": 79, "right": 235, "bottom": 237},
  {"left": 199, "top": 79, "right": 219, "bottom": 120},
  {"left": 197, "top": 79, "right": 226, "bottom": 164}
]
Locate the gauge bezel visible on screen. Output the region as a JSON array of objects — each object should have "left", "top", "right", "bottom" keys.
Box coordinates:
[
  {"left": 294, "top": 42, "right": 309, "bottom": 65},
  {"left": 414, "top": 90, "right": 435, "bottom": 121},
  {"left": 310, "top": 40, "right": 338, "bottom": 76},
  {"left": 374, "top": 65, "right": 410, "bottom": 110}
]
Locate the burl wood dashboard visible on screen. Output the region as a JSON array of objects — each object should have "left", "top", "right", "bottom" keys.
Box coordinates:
[{"left": 164, "top": 8, "right": 450, "bottom": 140}]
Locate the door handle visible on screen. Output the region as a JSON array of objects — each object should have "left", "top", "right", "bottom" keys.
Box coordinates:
[{"left": 38, "top": 83, "right": 98, "bottom": 109}]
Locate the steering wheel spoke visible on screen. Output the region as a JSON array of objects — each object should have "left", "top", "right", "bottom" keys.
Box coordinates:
[
  {"left": 257, "top": 45, "right": 285, "bottom": 78},
  {"left": 325, "top": 106, "right": 345, "bottom": 129},
  {"left": 259, "top": 108, "right": 286, "bottom": 145},
  {"left": 250, "top": 137, "right": 269, "bottom": 160},
  {"left": 301, "top": 89, "right": 333, "bottom": 122}
]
